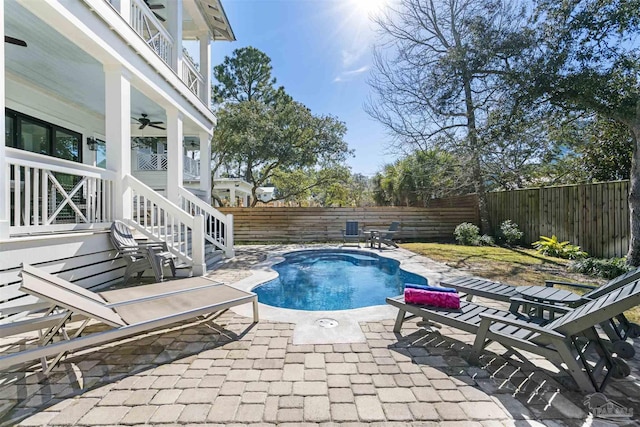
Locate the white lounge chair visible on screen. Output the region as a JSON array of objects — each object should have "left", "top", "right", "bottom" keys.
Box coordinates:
[{"left": 0, "top": 264, "right": 259, "bottom": 373}]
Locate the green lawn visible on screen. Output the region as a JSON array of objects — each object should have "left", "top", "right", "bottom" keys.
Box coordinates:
[{"left": 400, "top": 242, "right": 639, "bottom": 323}]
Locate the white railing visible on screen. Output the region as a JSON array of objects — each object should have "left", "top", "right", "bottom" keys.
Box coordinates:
[
  {"left": 135, "top": 153, "right": 199, "bottom": 179},
  {"left": 6, "top": 148, "right": 115, "bottom": 235},
  {"left": 130, "top": 0, "right": 173, "bottom": 64},
  {"left": 179, "top": 187, "right": 234, "bottom": 257},
  {"left": 182, "top": 55, "right": 203, "bottom": 97},
  {"left": 126, "top": 175, "right": 206, "bottom": 275},
  {"left": 183, "top": 156, "right": 200, "bottom": 179}
]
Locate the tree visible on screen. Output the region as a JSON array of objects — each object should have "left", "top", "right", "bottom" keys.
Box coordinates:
[
  {"left": 212, "top": 46, "right": 283, "bottom": 104},
  {"left": 372, "top": 149, "right": 473, "bottom": 206},
  {"left": 516, "top": 0, "right": 640, "bottom": 263},
  {"left": 367, "top": 0, "right": 531, "bottom": 231},
  {"left": 212, "top": 47, "right": 353, "bottom": 206},
  {"left": 213, "top": 99, "right": 352, "bottom": 206}
]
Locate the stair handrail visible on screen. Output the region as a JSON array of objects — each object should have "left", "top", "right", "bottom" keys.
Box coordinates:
[
  {"left": 125, "top": 175, "right": 206, "bottom": 275},
  {"left": 179, "top": 187, "right": 234, "bottom": 257}
]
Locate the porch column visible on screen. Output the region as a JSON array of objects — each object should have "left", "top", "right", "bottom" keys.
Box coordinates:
[
  {"left": 166, "top": 0, "right": 183, "bottom": 74},
  {"left": 104, "top": 64, "right": 132, "bottom": 220},
  {"left": 0, "top": 0, "right": 8, "bottom": 239},
  {"left": 229, "top": 187, "right": 236, "bottom": 206},
  {"left": 166, "top": 107, "right": 183, "bottom": 204},
  {"left": 199, "top": 131, "right": 212, "bottom": 203},
  {"left": 198, "top": 31, "right": 211, "bottom": 104}
]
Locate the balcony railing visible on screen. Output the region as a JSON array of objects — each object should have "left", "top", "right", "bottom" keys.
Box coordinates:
[
  {"left": 182, "top": 54, "right": 203, "bottom": 97},
  {"left": 130, "top": 0, "right": 173, "bottom": 65},
  {"left": 136, "top": 152, "right": 200, "bottom": 179}
]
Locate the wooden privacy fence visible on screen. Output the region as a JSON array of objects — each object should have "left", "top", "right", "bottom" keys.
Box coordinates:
[
  {"left": 219, "top": 197, "right": 478, "bottom": 243},
  {"left": 486, "top": 181, "right": 629, "bottom": 258}
]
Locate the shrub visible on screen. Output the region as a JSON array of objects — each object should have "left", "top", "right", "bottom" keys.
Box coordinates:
[
  {"left": 532, "top": 235, "right": 587, "bottom": 259},
  {"left": 498, "top": 220, "right": 524, "bottom": 246},
  {"left": 570, "top": 257, "right": 630, "bottom": 279},
  {"left": 454, "top": 222, "right": 480, "bottom": 246},
  {"left": 479, "top": 234, "right": 495, "bottom": 246}
]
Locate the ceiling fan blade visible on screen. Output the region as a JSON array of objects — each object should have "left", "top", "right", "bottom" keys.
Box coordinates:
[
  {"left": 139, "top": 123, "right": 148, "bottom": 130},
  {"left": 149, "top": 124, "right": 166, "bottom": 130},
  {"left": 5, "top": 36, "right": 27, "bottom": 47},
  {"left": 150, "top": 121, "right": 164, "bottom": 125},
  {"left": 153, "top": 12, "right": 166, "bottom": 22},
  {"left": 149, "top": 4, "right": 165, "bottom": 9}
]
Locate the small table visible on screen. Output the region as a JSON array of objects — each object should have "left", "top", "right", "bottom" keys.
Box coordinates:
[
  {"left": 515, "top": 286, "right": 582, "bottom": 318},
  {"left": 366, "top": 229, "right": 398, "bottom": 249}
]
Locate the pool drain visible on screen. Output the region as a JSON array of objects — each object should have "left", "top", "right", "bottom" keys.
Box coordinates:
[{"left": 316, "top": 318, "right": 339, "bottom": 328}]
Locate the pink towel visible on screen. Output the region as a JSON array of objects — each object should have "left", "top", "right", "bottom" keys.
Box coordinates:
[{"left": 404, "top": 288, "right": 460, "bottom": 309}]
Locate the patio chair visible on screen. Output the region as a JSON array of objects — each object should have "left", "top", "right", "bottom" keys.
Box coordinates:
[
  {"left": 341, "top": 221, "right": 362, "bottom": 247},
  {"left": 0, "top": 264, "right": 259, "bottom": 373},
  {"left": 371, "top": 221, "right": 400, "bottom": 249},
  {"left": 441, "top": 267, "right": 640, "bottom": 357},
  {"left": 386, "top": 278, "right": 640, "bottom": 393},
  {"left": 110, "top": 220, "right": 176, "bottom": 284}
]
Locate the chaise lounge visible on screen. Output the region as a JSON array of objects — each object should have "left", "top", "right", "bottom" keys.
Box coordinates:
[
  {"left": 386, "top": 278, "right": 640, "bottom": 392},
  {"left": 0, "top": 264, "right": 259, "bottom": 373},
  {"left": 441, "top": 268, "right": 640, "bottom": 358}
]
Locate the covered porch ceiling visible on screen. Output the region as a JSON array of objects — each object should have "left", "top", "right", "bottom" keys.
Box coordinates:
[{"left": 4, "top": 0, "right": 214, "bottom": 136}]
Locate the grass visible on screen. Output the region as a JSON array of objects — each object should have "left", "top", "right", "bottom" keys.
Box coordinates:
[{"left": 401, "top": 242, "right": 640, "bottom": 323}]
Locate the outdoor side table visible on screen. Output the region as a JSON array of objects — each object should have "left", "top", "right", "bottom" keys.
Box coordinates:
[{"left": 514, "top": 285, "right": 581, "bottom": 318}]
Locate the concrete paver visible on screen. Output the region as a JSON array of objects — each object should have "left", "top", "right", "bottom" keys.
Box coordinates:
[{"left": 2, "top": 245, "right": 640, "bottom": 426}]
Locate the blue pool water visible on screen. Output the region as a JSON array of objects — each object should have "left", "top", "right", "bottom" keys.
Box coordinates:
[{"left": 254, "top": 250, "right": 428, "bottom": 310}]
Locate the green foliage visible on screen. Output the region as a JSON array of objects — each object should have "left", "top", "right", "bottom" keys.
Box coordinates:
[
  {"left": 569, "top": 257, "right": 631, "bottom": 279},
  {"left": 479, "top": 234, "right": 495, "bottom": 246},
  {"left": 212, "top": 46, "right": 282, "bottom": 104},
  {"left": 532, "top": 235, "right": 587, "bottom": 259},
  {"left": 372, "top": 149, "right": 473, "bottom": 206},
  {"left": 454, "top": 223, "right": 481, "bottom": 246},
  {"left": 498, "top": 220, "right": 524, "bottom": 245}
]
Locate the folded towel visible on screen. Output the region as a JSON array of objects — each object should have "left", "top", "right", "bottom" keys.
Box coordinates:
[
  {"left": 405, "top": 283, "right": 457, "bottom": 293},
  {"left": 404, "top": 288, "right": 461, "bottom": 309}
]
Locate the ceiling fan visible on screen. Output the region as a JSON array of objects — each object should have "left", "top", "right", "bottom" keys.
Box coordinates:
[
  {"left": 134, "top": 114, "right": 165, "bottom": 130},
  {"left": 5, "top": 36, "right": 27, "bottom": 47},
  {"left": 144, "top": 0, "right": 166, "bottom": 22}
]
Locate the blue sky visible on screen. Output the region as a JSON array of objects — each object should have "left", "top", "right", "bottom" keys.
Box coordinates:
[{"left": 207, "top": 0, "right": 398, "bottom": 176}]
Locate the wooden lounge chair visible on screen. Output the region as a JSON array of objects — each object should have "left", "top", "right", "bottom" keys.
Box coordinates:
[
  {"left": 371, "top": 221, "right": 400, "bottom": 249},
  {"left": 441, "top": 268, "right": 640, "bottom": 357},
  {"left": 341, "top": 221, "right": 362, "bottom": 247},
  {"left": 110, "top": 220, "right": 176, "bottom": 284},
  {"left": 387, "top": 278, "right": 640, "bottom": 392},
  {"left": 0, "top": 264, "right": 259, "bottom": 373}
]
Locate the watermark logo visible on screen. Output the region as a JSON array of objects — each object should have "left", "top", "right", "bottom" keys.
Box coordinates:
[{"left": 583, "top": 393, "right": 633, "bottom": 421}]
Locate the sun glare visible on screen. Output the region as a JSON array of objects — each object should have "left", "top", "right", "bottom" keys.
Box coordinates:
[{"left": 349, "top": 0, "right": 390, "bottom": 19}]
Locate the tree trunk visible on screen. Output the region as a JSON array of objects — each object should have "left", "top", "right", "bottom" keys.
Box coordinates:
[
  {"left": 461, "top": 71, "right": 491, "bottom": 234},
  {"left": 626, "top": 120, "right": 640, "bottom": 266},
  {"left": 250, "top": 187, "right": 259, "bottom": 207}
]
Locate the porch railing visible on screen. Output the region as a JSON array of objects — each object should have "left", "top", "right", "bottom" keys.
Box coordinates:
[
  {"left": 182, "top": 54, "right": 203, "bottom": 97},
  {"left": 126, "top": 175, "right": 206, "bottom": 275},
  {"left": 6, "top": 148, "right": 115, "bottom": 235},
  {"left": 130, "top": 0, "right": 173, "bottom": 65},
  {"left": 135, "top": 153, "right": 200, "bottom": 179},
  {"left": 179, "top": 187, "right": 234, "bottom": 257}
]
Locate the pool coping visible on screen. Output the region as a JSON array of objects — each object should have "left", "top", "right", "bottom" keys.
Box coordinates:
[{"left": 226, "top": 244, "right": 456, "bottom": 344}]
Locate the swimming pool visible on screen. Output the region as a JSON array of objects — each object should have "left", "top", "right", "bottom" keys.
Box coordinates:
[{"left": 253, "top": 249, "right": 428, "bottom": 311}]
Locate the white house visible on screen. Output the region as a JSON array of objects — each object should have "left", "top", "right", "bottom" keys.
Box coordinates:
[{"left": 1, "top": 0, "right": 236, "bottom": 313}]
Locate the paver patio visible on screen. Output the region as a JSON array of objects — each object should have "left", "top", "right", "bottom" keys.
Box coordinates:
[{"left": 1, "top": 245, "right": 639, "bottom": 426}]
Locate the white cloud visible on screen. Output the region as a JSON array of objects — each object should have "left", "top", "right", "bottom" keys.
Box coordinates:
[
  {"left": 333, "top": 65, "right": 370, "bottom": 83},
  {"left": 341, "top": 47, "right": 368, "bottom": 68}
]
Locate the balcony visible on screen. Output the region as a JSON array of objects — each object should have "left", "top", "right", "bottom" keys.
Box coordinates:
[{"left": 110, "top": 0, "right": 207, "bottom": 99}]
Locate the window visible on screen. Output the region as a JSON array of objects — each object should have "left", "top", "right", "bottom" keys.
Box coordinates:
[
  {"left": 95, "top": 138, "right": 107, "bottom": 169},
  {"left": 4, "top": 109, "right": 82, "bottom": 162}
]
